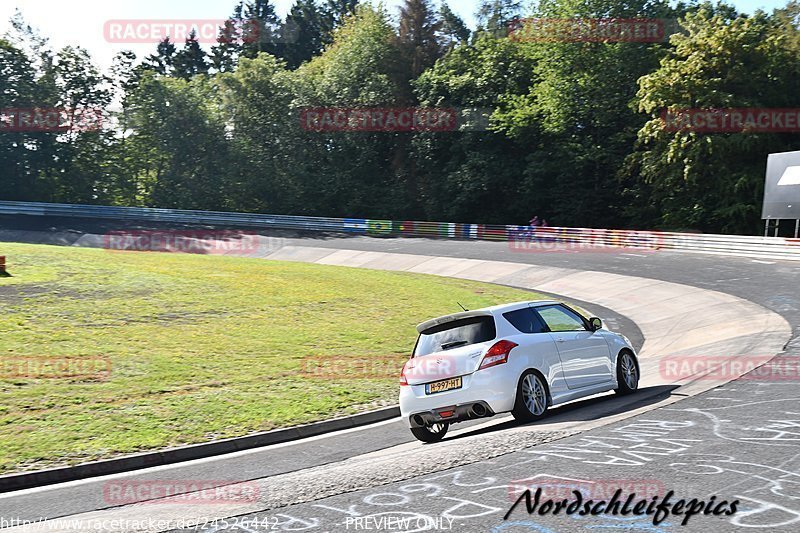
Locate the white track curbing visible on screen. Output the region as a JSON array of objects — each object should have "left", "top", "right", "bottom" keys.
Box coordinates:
[{"left": 265, "top": 246, "right": 791, "bottom": 391}]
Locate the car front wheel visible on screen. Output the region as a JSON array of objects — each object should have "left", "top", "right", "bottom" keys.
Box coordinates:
[
  {"left": 512, "top": 370, "right": 549, "bottom": 422},
  {"left": 410, "top": 422, "right": 449, "bottom": 443},
  {"left": 615, "top": 351, "right": 639, "bottom": 395}
]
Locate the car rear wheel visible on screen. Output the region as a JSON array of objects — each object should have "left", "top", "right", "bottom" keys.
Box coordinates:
[
  {"left": 615, "top": 351, "right": 639, "bottom": 395},
  {"left": 512, "top": 370, "right": 549, "bottom": 422},
  {"left": 410, "top": 422, "right": 449, "bottom": 443}
]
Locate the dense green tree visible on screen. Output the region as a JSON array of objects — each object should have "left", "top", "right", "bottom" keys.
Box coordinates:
[
  {"left": 105, "top": 51, "right": 141, "bottom": 204},
  {"left": 476, "top": 0, "right": 521, "bottom": 36},
  {"left": 438, "top": 3, "right": 471, "bottom": 48},
  {"left": 143, "top": 38, "right": 176, "bottom": 76},
  {"left": 172, "top": 31, "right": 209, "bottom": 80},
  {"left": 398, "top": 0, "right": 443, "bottom": 79},
  {"left": 491, "top": 0, "right": 678, "bottom": 227},
  {"left": 125, "top": 73, "right": 231, "bottom": 209},
  {"left": 324, "top": 0, "right": 361, "bottom": 27},
  {"left": 281, "top": 0, "right": 330, "bottom": 69},
  {"left": 241, "top": 0, "right": 282, "bottom": 58},
  {"left": 774, "top": 0, "right": 800, "bottom": 52},
  {"left": 48, "top": 46, "right": 113, "bottom": 202},
  {"left": 0, "top": 38, "right": 39, "bottom": 200},
  {"left": 217, "top": 54, "right": 299, "bottom": 212},
  {"left": 291, "top": 5, "right": 410, "bottom": 217},
  {"left": 210, "top": 8, "right": 244, "bottom": 73},
  {"left": 625, "top": 5, "right": 800, "bottom": 233},
  {"left": 413, "top": 35, "right": 538, "bottom": 222}
]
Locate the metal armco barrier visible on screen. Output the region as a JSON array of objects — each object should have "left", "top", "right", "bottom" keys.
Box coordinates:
[{"left": 1, "top": 200, "right": 799, "bottom": 260}]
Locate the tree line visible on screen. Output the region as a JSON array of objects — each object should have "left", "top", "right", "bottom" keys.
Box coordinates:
[{"left": 2, "top": 0, "right": 800, "bottom": 234}]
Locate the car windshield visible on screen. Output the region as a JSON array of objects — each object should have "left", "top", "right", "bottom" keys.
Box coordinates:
[{"left": 414, "top": 316, "right": 496, "bottom": 357}]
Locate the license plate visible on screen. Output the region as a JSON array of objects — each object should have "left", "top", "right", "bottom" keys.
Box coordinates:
[{"left": 425, "top": 376, "right": 462, "bottom": 395}]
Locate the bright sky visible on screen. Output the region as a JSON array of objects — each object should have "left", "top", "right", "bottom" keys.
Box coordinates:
[{"left": 0, "top": 0, "right": 792, "bottom": 70}]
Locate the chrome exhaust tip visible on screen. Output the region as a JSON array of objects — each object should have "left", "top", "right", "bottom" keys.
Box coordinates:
[{"left": 470, "top": 403, "right": 487, "bottom": 417}]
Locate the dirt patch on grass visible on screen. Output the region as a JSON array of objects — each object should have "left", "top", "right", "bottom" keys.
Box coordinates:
[{"left": 0, "top": 284, "right": 51, "bottom": 304}]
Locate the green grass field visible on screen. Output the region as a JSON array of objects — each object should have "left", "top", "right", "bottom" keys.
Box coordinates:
[{"left": 0, "top": 242, "right": 546, "bottom": 473}]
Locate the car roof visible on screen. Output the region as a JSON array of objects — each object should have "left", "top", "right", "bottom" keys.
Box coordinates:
[
  {"left": 416, "top": 300, "right": 560, "bottom": 333},
  {"left": 484, "top": 300, "right": 560, "bottom": 312}
]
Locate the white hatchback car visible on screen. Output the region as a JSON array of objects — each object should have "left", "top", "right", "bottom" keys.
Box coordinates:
[{"left": 399, "top": 300, "right": 639, "bottom": 442}]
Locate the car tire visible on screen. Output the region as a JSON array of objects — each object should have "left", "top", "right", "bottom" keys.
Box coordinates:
[
  {"left": 614, "top": 351, "right": 639, "bottom": 395},
  {"left": 410, "top": 423, "right": 449, "bottom": 443},
  {"left": 512, "top": 370, "right": 549, "bottom": 423}
]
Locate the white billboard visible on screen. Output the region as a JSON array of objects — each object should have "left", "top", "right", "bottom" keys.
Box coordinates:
[{"left": 763, "top": 150, "right": 800, "bottom": 219}]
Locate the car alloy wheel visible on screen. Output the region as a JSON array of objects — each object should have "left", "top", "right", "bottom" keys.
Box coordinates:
[
  {"left": 522, "top": 373, "right": 547, "bottom": 416},
  {"left": 615, "top": 352, "right": 639, "bottom": 394},
  {"left": 512, "top": 370, "right": 549, "bottom": 422}
]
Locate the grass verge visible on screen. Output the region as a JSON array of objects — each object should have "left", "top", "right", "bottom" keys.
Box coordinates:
[{"left": 0, "top": 242, "right": 547, "bottom": 473}]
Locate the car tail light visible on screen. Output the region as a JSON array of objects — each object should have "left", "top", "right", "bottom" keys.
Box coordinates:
[
  {"left": 400, "top": 360, "right": 410, "bottom": 386},
  {"left": 479, "top": 340, "right": 518, "bottom": 370}
]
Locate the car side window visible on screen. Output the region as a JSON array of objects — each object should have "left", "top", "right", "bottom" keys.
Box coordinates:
[
  {"left": 535, "top": 305, "right": 587, "bottom": 332},
  {"left": 503, "top": 307, "right": 548, "bottom": 334}
]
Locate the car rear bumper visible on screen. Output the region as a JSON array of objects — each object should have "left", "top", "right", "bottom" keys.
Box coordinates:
[
  {"left": 405, "top": 401, "right": 495, "bottom": 428},
  {"left": 399, "top": 365, "right": 519, "bottom": 428}
]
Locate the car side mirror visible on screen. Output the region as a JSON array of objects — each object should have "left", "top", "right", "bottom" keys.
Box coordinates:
[{"left": 589, "top": 317, "right": 603, "bottom": 331}]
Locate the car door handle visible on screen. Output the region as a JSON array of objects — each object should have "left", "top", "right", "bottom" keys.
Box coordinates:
[{"left": 556, "top": 338, "right": 566, "bottom": 343}]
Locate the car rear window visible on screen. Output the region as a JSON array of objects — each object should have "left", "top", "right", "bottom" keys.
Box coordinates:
[{"left": 414, "top": 316, "right": 496, "bottom": 357}]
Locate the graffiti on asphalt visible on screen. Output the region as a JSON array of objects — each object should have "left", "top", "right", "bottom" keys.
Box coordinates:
[{"left": 188, "top": 395, "right": 800, "bottom": 531}]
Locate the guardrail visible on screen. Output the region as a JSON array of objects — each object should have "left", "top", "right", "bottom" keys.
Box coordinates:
[{"left": 1, "top": 200, "right": 799, "bottom": 260}]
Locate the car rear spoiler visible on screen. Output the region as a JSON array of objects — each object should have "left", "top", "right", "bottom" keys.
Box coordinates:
[{"left": 416, "top": 310, "right": 494, "bottom": 333}]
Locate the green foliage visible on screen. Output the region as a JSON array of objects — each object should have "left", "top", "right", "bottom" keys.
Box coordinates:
[
  {"left": 398, "top": 0, "right": 444, "bottom": 79},
  {"left": 290, "top": 5, "right": 412, "bottom": 217},
  {"left": 124, "top": 72, "right": 231, "bottom": 209},
  {"left": 439, "top": 3, "right": 472, "bottom": 48},
  {"left": 298, "top": 4, "right": 403, "bottom": 105},
  {"left": 413, "top": 35, "right": 538, "bottom": 222},
  {"left": 172, "top": 31, "right": 209, "bottom": 80},
  {"left": 282, "top": 0, "right": 332, "bottom": 68},
  {"left": 627, "top": 5, "right": 800, "bottom": 232},
  {"left": 217, "top": 54, "right": 299, "bottom": 212},
  {"left": 476, "top": 0, "right": 522, "bottom": 36},
  {"left": 4, "top": 0, "right": 800, "bottom": 234}
]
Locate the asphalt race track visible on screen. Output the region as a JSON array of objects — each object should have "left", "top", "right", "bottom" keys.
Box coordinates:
[{"left": 2, "top": 216, "right": 800, "bottom": 533}]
